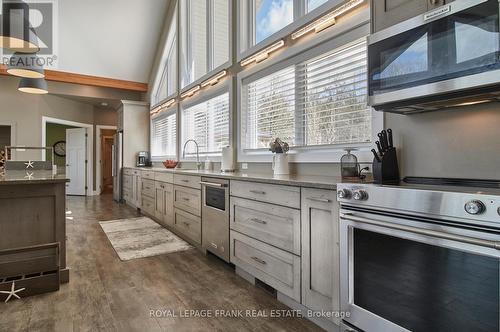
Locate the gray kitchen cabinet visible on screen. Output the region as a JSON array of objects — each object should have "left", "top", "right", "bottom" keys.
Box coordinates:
[
  {"left": 174, "top": 208, "right": 201, "bottom": 245},
  {"left": 301, "top": 188, "right": 340, "bottom": 324},
  {"left": 371, "top": 0, "right": 445, "bottom": 32},
  {"left": 132, "top": 170, "right": 142, "bottom": 208},
  {"left": 155, "top": 181, "right": 174, "bottom": 228},
  {"left": 123, "top": 168, "right": 142, "bottom": 208},
  {"left": 230, "top": 197, "right": 301, "bottom": 255},
  {"left": 230, "top": 230, "right": 301, "bottom": 302}
]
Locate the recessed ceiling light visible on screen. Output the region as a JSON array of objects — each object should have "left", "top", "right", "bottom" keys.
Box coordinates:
[{"left": 101, "top": 102, "right": 108, "bottom": 106}]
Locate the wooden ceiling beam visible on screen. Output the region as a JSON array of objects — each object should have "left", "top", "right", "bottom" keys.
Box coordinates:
[{"left": 0, "top": 64, "right": 148, "bottom": 92}]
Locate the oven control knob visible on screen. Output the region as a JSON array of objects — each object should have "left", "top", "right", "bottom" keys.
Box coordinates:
[
  {"left": 337, "top": 189, "right": 351, "bottom": 199},
  {"left": 465, "top": 200, "right": 485, "bottom": 215},
  {"left": 353, "top": 190, "right": 368, "bottom": 201}
]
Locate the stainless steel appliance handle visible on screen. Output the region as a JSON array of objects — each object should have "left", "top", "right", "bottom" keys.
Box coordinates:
[
  {"left": 307, "top": 197, "right": 331, "bottom": 203},
  {"left": 199, "top": 181, "right": 225, "bottom": 187},
  {"left": 340, "top": 213, "right": 500, "bottom": 251}
]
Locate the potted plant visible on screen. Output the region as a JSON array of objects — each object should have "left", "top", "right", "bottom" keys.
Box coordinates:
[{"left": 269, "top": 138, "right": 290, "bottom": 175}]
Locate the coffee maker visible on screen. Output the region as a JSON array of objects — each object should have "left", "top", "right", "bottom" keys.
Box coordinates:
[{"left": 136, "top": 151, "right": 150, "bottom": 167}]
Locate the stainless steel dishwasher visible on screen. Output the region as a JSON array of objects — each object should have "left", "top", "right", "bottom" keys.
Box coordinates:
[{"left": 201, "top": 177, "right": 229, "bottom": 262}]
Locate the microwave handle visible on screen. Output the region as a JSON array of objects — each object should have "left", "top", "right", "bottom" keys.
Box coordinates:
[{"left": 340, "top": 212, "right": 500, "bottom": 251}]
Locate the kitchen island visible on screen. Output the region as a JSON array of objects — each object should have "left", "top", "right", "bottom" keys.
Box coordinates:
[{"left": 0, "top": 171, "right": 69, "bottom": 284}]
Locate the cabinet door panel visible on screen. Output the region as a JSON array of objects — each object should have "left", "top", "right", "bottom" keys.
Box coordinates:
[
  {"left": 164, "top": 184, "right": 174, "bottom": 227},
  {"left": 301, "top": 188, "right": 339, "bottom": 324}
]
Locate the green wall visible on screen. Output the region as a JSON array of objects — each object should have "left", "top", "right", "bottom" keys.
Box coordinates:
[{"left": 45, "top": 123, "right": 77, "bottom": 168}]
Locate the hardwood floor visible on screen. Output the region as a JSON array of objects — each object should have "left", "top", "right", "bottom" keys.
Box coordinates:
[{"left": 0, "top": 194, "right": 322, "bottom": 332}]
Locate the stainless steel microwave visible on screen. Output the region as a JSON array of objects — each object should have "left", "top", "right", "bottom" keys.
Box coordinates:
[{"left": 368, "top": 0, "right": 500, "bottom": 113}]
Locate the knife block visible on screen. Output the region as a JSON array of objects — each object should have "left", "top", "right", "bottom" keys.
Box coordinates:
[{"left": 372, "top": 147, "right": 400, "bottom": 184}]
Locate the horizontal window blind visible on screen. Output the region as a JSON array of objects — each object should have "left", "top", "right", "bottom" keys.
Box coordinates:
[
  {"left": 151, "top": 111, "right": 177, "bottom": 157},
  {"left": 243, "top": 66, "right": 296, "bottom": 150},
  {"left": 301, "top": 40, "right": 370, "bottom": 146},
  {"left": 182, "top": 92, "right": 229, "bottom": 155},
  {"left": 242, "top": 39, "right": 370, "bottom": 151}
]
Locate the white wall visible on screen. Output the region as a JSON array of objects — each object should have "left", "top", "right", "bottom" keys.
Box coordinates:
[{"left": 57, "top": 0, "right": 169, "bottom": 83}]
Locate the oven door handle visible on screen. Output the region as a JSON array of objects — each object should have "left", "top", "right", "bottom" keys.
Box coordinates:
[
  {"left": 200, "top": 181, "right": 226, "bottom": 188},
  {"left": 340, "top": 213, "right": 500, "bottom": 251}
]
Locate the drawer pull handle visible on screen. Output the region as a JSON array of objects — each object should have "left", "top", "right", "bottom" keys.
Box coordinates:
[
  {"left": 182, "top": 197, "right": 190, "bottom": 202},
  {"left": 181, "top": 179, "right": 189, "bottom": 183},
  {"left": 250, "top": 218, "right": 267, "bottom": 225},
  {"left": 210, "top": 242, "right": 218, "bottom": 249},
  {"left": 249, "top": 190, "right": 266, "bottom": 195},
  {"left": 183, "top": 221, "right": 190, "bottom": 227},
  {"left": 307, "top": 197, "right": 331, "bottom": 203},
  {"left": 251, "top": 256, "right": 266, "bottom": 265}
]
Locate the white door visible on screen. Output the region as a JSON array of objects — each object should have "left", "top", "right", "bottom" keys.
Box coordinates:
[{"left": 66, "top": 128, "right": 87, "bottom": 196}]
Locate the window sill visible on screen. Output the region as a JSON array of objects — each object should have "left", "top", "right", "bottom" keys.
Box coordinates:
[
  {"left": 151, "top": 156, "right": 177, "bottom": 162},
  {"left": 238, "top": 146, "right": 375, "bottom": 164}
]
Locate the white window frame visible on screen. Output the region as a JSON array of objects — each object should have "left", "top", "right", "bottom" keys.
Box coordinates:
[
  {"left": 237, "top": 0, "right": 348, "bottom": 62},
  {"left": 151, "top": 5, "right": 178, "bottom": 108},
  {"left": 179, "top": 80, "right": 233, "bottom": 162},
  {"left": 237, "top": 22, "right": 382, "bottom": 163},
  {"left": 151, "top": 107, "right": 178, "bottom": 161},
  {"left": 179, "top": 0, "right": 233, "bottom": 92}
]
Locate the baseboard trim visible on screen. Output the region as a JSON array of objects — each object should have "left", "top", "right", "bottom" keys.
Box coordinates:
[
  {"left": 235, "top": 266, "right": 256, "bottom": 285},
  {"left": 277, "top": 292, "right": 340, "bottom": 332}
]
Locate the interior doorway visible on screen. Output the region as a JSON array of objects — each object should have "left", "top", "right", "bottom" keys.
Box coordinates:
[
  {"left": 101, "top": 130, "right": 116, "bottom": 194},
  {"left": 42, "top": 116, "right": 94, "bottom": 196},
  {"left": 96, "top": 125, "right": 117, "bottom": 195}
]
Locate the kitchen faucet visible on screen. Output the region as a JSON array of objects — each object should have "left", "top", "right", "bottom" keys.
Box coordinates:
[{"left": 182, "top": 139, "right": 201, "bottom": 170}]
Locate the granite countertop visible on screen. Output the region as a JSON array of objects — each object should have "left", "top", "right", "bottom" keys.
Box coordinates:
[
  {"left": 129, "top": 167, "right": 370, "bottom": 190},
  {"left": 0, "top": 171, "right": 69, "bottom": 185}
]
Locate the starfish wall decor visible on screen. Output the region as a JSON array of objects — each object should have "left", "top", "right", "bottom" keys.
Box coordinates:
[
  {"left": 0, "top": 281, "right": 25, "bottom": 303},
  {"left": 24, "top": 160, "right": 35, "bottom": 169}
]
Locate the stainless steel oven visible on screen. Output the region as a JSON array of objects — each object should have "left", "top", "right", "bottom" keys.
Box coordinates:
[
  {"left": 337, "top": 182, "right": 500, "bottom": 332},
  {"left": 368, "top": 0, "right": 500, "bottom": 113},
  {"left": 201, "top": 177, "right": 230, "bottom": 262}
]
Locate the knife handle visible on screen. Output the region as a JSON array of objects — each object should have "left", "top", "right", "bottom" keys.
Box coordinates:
[
  {"left": 371, "top": 149, "right": 381, "bottom": 162},
  {"left": 381, "top": 130, "right": 389, "bottom": 151},
  {"left": 376, "top": 141, "right": 383, "bottom": 155},
  {"left": 377, "top": 133, "right": 385, "bottom": 150},
  {"left": 387, "top": 129, "right": 393, "bottom": 148}
]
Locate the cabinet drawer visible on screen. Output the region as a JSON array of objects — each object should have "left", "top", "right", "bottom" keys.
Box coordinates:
[
  {"left": 142, "top": 170, "right": 155, "bottom": 179},
  {"left": 155, "top": 172, "right": 174, "bottom": 183},
  {"left": 123, "top": 174, "right": 132, "bottom": 190},
  {"left": 141, "top": 178, "right": 155, "bottom": 198},
  {"left": 230, "top": 231, "right": 300, "bottom": 301},
  {"left": 174, "top": 186, "right": 201, "bottom": 216},
  {"left": 174, "top": 208, "right": 201, "bottom": 245},
  {"left": 174, "top": 174, "right": 201, "bottom": 189},
  {"left": 230, "top": 180, "right": 300, "bottom": 208},
  {"left": 141, "top": 195, "right": 155, "bottom": 216},
  {"left": 123, "top": 168, "right": 134, "bottom": 176},
  {"left": 155, "top": 180, "right": 173, "bottom": 192},
  {"left": 230, "top": 197, "right": 300, "bottom": 255}
]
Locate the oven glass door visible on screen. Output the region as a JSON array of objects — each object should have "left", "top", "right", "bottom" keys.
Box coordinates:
[
  {"left": 341, "top": 215, "right": 500, "bottom": 332},
  {"left": 368, "top": 0, "right": 500, "bottom": 96}
]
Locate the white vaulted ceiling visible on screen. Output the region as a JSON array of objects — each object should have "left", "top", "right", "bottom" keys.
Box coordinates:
[{"left": 57, "top": 0, "right": 169, "bottom": 83}]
